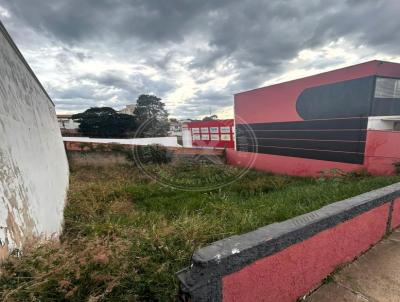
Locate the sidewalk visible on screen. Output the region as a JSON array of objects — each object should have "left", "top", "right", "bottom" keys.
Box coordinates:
[{"left": 306, "top": 229, "right": 400, "bottom": 302}]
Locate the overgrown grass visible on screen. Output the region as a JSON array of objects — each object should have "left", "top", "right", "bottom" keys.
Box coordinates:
[{"left": 1, "top": 163, "right": 400, "bottom": 301}]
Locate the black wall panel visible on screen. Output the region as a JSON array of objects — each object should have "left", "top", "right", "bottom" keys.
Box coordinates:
[
  {"left": 236, "top": 144, "right": 364, "bottom": 164},
  {"left": 372, "top": 98, "right": 400, "bottom": 116},
  {"left": 236, "top": 118, "right": 367, "bottom": 164},
  {"left": 296, "top": 76, "right": 375, "bottom": 120},
  {"left": 237, "top": 117, "right": 368, "bottom": 131},
  {"left": 237, "top": 129, "right": 366, "bottom": 141},
  {"left": 238, "top": 139, "right": 365, "bottom": 153}
]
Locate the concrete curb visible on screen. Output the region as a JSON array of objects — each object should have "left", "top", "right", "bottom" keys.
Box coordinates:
[{"left": 177, "top": 183, "right": 400, "bottom": 301}]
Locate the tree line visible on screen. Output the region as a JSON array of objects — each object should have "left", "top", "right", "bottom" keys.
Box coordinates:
[{"left": 72, "top": 94, "right": 169, "bottom": 138}]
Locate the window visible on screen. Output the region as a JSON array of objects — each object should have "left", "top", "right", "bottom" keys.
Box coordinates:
[
  {"left": 221, "top": 134, "right": 231, "bottom": 141},
  {"left": 191, "top": 128, "right": 200, "bottom": 134},
  {"left": 375, "top": 78, "right": 400, "bottom": 98},
  {"left": 201, "top": 134, "right": 210, "bottom": 140},
  {"left": 210, "top": 127, "right": 219, "bottom": 133},
  {"left": 211, "top": 134, "right": 219, "bottom": 140},
  {"left": 192, "top": 134, "right": 201, "bottom": 140},
  {"left": 220, "top": 126, "right": 231, "bottom": 133},
  {"left": 201, "top": 127, "right": 209, "bottom": 133}
]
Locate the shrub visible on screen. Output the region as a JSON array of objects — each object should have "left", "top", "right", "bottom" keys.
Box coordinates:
[
  {"left": 345, "top": 168, "right": 371, "bottom": 178},
  {"left": 127, "top": 144, "right": 171, "bottom": 164},
  {"left": 394, "top": 162, "right": 400, "bottom": 175},
  {"left": 319, "top": 168, "right": 347, "bottom": 178},
  {"left": 109, "top": 143, "right": 127, "bottom": 153}
]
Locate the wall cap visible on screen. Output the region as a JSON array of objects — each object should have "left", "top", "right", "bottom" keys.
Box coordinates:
[{"left": 177, "top": 182, "right": 400, "bottom": 299}]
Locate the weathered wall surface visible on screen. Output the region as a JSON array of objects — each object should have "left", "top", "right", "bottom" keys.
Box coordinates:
[
  {"left": 364, "top": 130, "right": 400, "bottom": 175},
  {"left": 0, "top": 22, "right": 69, "bottom": 258}
]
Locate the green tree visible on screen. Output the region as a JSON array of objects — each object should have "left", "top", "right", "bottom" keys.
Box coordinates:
[
  {"left": 72, "top": 107, "right": 137, "bottom": 138},
  {"left": 133, "top": 95, "right": 169, "bottom": 137},
  {"left": 202, "top": 114, "right": 218, "bottom": 121}
]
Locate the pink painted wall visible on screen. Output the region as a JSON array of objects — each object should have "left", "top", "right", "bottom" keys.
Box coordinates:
[
  {"left": 391, "top": 198, "right": 400, "bottom": 230},
  {"left": 222, "top": 204, "right": 390, "bottom": 302},
  {"left": 226, "top": 149, "right": 363, "bottom": 177},
  {"left": 365, "top": 130, "right": 400, "bottom": 175}
]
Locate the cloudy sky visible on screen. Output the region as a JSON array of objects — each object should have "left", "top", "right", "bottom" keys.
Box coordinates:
[{"left": 0, "top": 0, "right": 399, "bottom": 119}]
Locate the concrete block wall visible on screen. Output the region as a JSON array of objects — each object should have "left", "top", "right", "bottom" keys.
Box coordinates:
[
  {"left": 177, "top": 183, "right": 400, "bottom": 301},
  {"left": 0, "top": 22, "right": 69, "bottom": 258},
  {"left": 63, "top": 136, "right": 181, "bottom": 147},
  {"left": 64, "top": 141, "right": 225, "bottom": 167}
]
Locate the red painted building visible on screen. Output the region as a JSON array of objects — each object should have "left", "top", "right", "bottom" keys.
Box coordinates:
[
  {"left": 227, "top": 60, "right": 400, "bottom": 175},
  {"left": 185, "top": 119, "right": 235, "bottom": 149}
]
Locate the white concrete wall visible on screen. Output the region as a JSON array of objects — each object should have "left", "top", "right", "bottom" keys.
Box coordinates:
[
  {"left": 368, "top": 116, "right": 400, "bottom": 131},
  {"left": 58, "top": 118, "right": 80, "bottom": 130},
  {"left": 63, "top": 136, "right": 181, "bottom": 147},
  {"left": 182, "top": 127, "right": 192, "bottom": 148},
  {"left": 0, "top": 23, "right": 69, "bottom": 257}
]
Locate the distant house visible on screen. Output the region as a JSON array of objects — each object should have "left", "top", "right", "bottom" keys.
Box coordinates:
[
  {"left": 182, "top": 119, "right": 235, "bottom": 149},
  {"left": 57, "top": 114, "right": 80, "bottom": 136},
  {"left": 118, "top": 104, "right": 136, "bottom": 115},
  {"left": 168, "top": 119, "right": 182, "bottom": 137}
]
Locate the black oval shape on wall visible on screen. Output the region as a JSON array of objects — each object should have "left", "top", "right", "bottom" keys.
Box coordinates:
[{"left": 296, "top": 76, "right": 375, "bottom": 120}]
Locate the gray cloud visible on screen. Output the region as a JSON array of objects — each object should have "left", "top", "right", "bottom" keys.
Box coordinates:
[
  {"left": 172, "top": 88, "right": 233, "bottom": 118},
  {"left": 47, "top": 70, "right": 175, "bottom": 112},
  {"left": 1, "top": 0, "right": 399, "bottom": 117},
  {"left": 1, "top": 0, "right": 230, "bottom": 44},
  {"left": 88, "top": 71, "right": 174, "bottom": 96}
]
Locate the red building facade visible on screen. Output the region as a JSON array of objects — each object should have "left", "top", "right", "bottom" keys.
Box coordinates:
[
  {"left": 186, "top": 119, "right": 235, "bottom": 149},
  {"left": 228, "top": 60, "right": 400, "bottom": 175}
]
